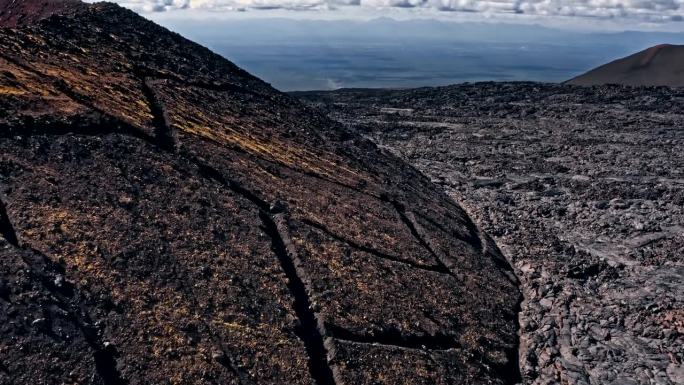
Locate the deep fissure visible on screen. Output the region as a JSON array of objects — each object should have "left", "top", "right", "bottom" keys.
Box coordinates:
[
  {"left": 391, "top": 200, "right": 457, "bottom": 277},
  {"left": 185, "top": 156, "right": 338, "bottom": 385},
  {"left": 260, "top": 212, "right": 338, "bottom": 385},
  {"left": 327, "top": 324, "right": 460, "bottom": 351},
  {"left": 1, "top": 51, "right": 376, "bottom": 202},
  {"left": 300, "top": 218, "right": 451, "bottom": 275},
  {"left": 0, "top": 65, "right": 337, "bottom": 383},
  {"left": 0, "top": 198, "right": 19, "bottom": 247},
  {"left": 392, "top": 200, "right": 523, "bottom": 384},
  {"left": 0, "top": 194, "right": 127, "bottom": 385},
  {"left": 0, "top": 109, "right": 526, "bottom": 385},
  {"left": 0, "top": 113, "right": 155, "bottom": 142},
  {"left": 140, "top": 78, "right": 175, "bottom": 152}
]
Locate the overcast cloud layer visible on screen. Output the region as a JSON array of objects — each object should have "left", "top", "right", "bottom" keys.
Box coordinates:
[{"left": 105, "top": 0, "right": 684, "bottom": 23}]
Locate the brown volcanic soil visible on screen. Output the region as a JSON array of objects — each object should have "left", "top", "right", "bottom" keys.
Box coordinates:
[
  {"left": 296, "top": 83, "right": 684, "bottom": 385},
  {"left": 0, "top": 2, "right": 521, "bottom": 385},
  {"left": 567, "top": 44, "right": 684, "bottom": 87}
]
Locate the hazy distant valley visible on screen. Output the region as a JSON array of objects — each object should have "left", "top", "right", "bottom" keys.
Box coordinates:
[{"left": 159, "top": 18, "right": 684, "bottom": 90}]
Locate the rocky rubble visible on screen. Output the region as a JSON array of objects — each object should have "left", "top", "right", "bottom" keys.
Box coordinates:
[{"left": 296, "top": 82, "right": 684, "bottom": 385}]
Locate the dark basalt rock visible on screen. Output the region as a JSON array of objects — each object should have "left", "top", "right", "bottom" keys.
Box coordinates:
[{"left": 0, "top": 1, "right": 520, "bottom": 384}]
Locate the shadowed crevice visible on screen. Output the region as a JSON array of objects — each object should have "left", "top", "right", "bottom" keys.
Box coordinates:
[
  {"left": 184, "top": 159, "right": 338, "bottom": 385},
  {"left": 30, "top": 248, "right": 127, "bottom": 385},
  {"left": 300, "top": 218, "right": 451, "bottom": 275},
  {"left": 260, "top": 212, "right": 338, "bottom": 385},
  {"left": 391, "top": 200, "right": 523, "bottom": 384},
  {"left": 214, "top": 142, "right": 379, "bottom": 200},
  {"left": 0, "top": 112, "right": 156, "bottom": 143},
  {"left": 470, "top": 345, "right": 523, "bottom": 385},
  {"left": 92, "top": 349, "right": 127, "bottom": 385},
  {"left": 390, "top": 200, "right": 457, "bottom": 276},
  {"left": 192, "top": 160, "right": 270, "bottom": 211},
  {"left": 498, "top": 297, "right": 523, "bottom": 385},
  {"left": 0, "top": 198, "right": 19, "bottom": 247},
  {"left": 141, "top": 78, "right": 176, "bottom": 152},
  {"left": 131, "top": 66, "right": 265, "bottom": 98},
  {"left": 0, "top": 50, "right": 158, "bottom": 144},
  {"left": 0, "top": 51, "right": 379, "bottom": 206},
  {"left": 326, "top": 324, "right": 460, "bottom": 351}
]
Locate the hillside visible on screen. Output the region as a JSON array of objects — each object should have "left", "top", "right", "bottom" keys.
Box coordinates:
[
  {"left": 0, "top": 1, "right": 521, "bottom": 384},
  {"left": 567, "top": 44, "right": 684, "bottom": 87}
]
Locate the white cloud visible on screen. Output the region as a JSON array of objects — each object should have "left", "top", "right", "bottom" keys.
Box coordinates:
[{"left": 100, "top": 0, "right": 684, "bottom": 23}]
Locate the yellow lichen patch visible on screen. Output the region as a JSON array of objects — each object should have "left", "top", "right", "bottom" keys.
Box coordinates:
[
  {"left": 0, "top": 60, "right": 90, "bottom": 116},
  {"left": 217, "top": 321, "right": 248, "bottom": 331},
  {"left": 22, "top": 210, "right": 223, "bottom": 379},
  {"left": 174, "top": 115, "right": 365, "bottom": 187},
  {"left": 33, "top": 62, "right": 155, "bottom": 130},
  {"left": 0, "top": 61, "right": 59, "bottom": 97},
  {"left": 232, "top": 155, "right": 282, "bottom": 183},
  {"left": 149, "top": 81, "right": 371, "bottom": 187},
  {"left": 0, "top": 86, "right": 26, "bottom": 95}
]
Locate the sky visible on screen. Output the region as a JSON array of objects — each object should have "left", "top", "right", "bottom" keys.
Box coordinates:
[{"left": 98, "top": 0, "right": 684, "bottom": 31}]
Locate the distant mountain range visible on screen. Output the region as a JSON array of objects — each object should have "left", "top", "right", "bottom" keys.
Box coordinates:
[{"left": 568, "top": 44, "right": 684, "bottom": 87}]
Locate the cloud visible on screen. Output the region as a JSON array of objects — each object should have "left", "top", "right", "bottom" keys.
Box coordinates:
[
  {"left": 102, "top": 0, "right": 684, "bottom": 23},
  {"left": 111, "top": 0, "right": 327, "bottom": 11}
]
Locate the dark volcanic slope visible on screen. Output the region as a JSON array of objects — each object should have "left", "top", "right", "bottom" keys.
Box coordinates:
[
  {"left": 296, "top": 82, "right": 684, "bottom": 385},
  {"left": 0, "top": 2, "right": 520, "bottom": 385},
  {"left": 567, "top": 44, "right": 684, "bottom": 87},
  {"left": 0, "top": 0, "right": 85, "bottom": 27}
]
